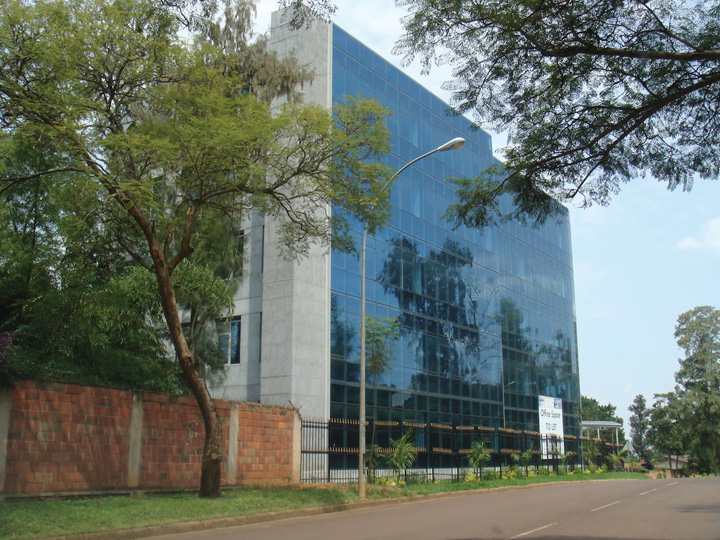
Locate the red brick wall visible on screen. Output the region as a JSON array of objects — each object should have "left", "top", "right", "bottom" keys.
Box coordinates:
[
  {"left": 236, "top": 404, "right": 296, "bottom": 483},
  {"left": 1, "top": 380, "right": 299, "bottom": 497},
  {"left": 136, "top": 391, "right": 211, "bottom": 490}
]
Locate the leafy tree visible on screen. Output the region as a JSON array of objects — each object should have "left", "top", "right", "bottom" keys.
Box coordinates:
[
  {"left": 628, "top": 394, "right": 651, "bottom": 462},
  {"left": 467, "top": 439, "right": 492, "bottom": 479},
  {"left": 673, "top": 306, "right": 720, "bottom": 473},
  {"left": 581, "top": 438, "right": 599, "bottom": 467},
  {"left": 647, "top": 392, "right": 687, "bottom": 470},
  {"left": 0, "top": 0, "right": 391, "bottom": 497},
  {"left": 581, "top": 395, "right": 626, "bottom": 443},
  {"left": 0, "top": 164, "right": 184, "bottom": 392},
  {"left": 394, "top": 0, "right": 720, "bottom": 227},
  {"left": 277, "top": 0, "right": 337, "bottom": 29},
  {"left": 364, "top": 316, "right": 400, "bottom": 480}
]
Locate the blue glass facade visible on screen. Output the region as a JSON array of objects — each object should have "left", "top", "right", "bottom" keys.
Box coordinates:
[{"left": 329, "top": 27, "right": 580, "bottom": 436}]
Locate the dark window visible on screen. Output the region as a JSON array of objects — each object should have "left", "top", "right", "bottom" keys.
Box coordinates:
[{"left": 218, "top": 317, "right": 241, "bottom": 365}]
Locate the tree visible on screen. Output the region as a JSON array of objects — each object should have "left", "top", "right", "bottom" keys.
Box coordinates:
[
  {"left": 673, "top": 306, "right": 720, "bottom": 473},
  {"left": 581, "top": 395, "right": 625, "bottom": 443},
  {"left": 519, "top": 444, "right": 534, "bottom": 477},
  {"left": 364, "top": 316, "right": 400, "bottom": 481},
  {"left": 560, "top": 451, "right": 577, "bottom": 474},
  {"left": 628, "top": 394, "right": 650, "bottom": 462},
  {"left": 606, "top": 448, "right": 627, "bottom": 472},
  {"left": 581, "top": 438, "right": 599, "bottom": 467},
  {"left": 647, "top": 392, "right": 687, "bottom": 471},
  {"left": 384, "top": 429, "right": 418, "bottom": 482},
  {"left": 394, "top": 0, "right": 720, "bottom": 227},
  {"left": 0, "top": 0, "right": 392, "bottom": 497},
  {"left": 0, "top": 150, "right": 185, "bottom": 392},
  {"left": 467, "top": 439, "right": 492, "bottom": 479}
]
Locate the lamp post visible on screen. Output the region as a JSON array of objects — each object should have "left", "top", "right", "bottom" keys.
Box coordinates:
[
  {"left": 358, "top": 137, "right": 465, "bottom": 499},
  {"left": 502, "top": 380, "right": 515, "bottom": 428}
]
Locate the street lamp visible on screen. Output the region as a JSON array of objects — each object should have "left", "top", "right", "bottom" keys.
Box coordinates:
[
  {"left": 358, "top": 137, "right": 465, "bottom": 498},
  {"left": 502, "top": 380, "right": 515, "bottom": 428}
]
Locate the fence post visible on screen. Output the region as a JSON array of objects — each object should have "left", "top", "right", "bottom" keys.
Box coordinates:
[
  {"left": 291, "top": 409, "right": 301, "bottom": 484},
  {"left": 227, "top": 403, "right": 239, "bottom": 486},
  {"left": 127, "top": 391, "right": 143, "bottom": 489},
  {"left": 0, "top": 388, "right": 11, "bottom": 501},
  {"left": 453, "top": 424, "right": 458, "bottom": 482}
]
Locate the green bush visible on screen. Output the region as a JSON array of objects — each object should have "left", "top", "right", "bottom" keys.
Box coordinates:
[
  {"left": 483, "top": 470, "right": 498, "bottom": 481},
  {"left": 404, "top": 471, "right": 427, "bottom": 485}
]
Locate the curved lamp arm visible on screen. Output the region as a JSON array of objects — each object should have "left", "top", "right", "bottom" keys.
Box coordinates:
[
  {"left": 384, "top": 137, "right": 465, "bottom": 191},
  {"left": 357, "top": 135, "right": 465, "bottom": 499}
]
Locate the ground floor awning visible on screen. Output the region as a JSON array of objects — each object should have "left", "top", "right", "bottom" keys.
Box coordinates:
[{"left": 581, "top": 420, "right": 623, "bottom": 449}]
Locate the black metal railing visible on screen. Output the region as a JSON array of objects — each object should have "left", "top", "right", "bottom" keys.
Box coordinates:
[{"left": 300, "top": 417, "right": 619, "bottom": 484}]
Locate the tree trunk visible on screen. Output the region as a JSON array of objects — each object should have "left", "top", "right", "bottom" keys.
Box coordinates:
[
  {"left": 368, "top": 380, "right": 378, "bottom": 481},
  {"left": 149, "top": 238, "right": 223, "bottom": 498},
  {"left": 199, "top": 400, "right": 223, "bottom": 498}
]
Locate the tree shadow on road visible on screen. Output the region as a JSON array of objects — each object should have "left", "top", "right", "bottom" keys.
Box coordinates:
[{"left": 673, "top": 504, "right": 720, "bottom": 514}]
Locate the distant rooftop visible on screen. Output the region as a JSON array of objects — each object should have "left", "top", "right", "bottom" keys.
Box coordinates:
[{"left": 581, "top": 420, "right": 622, "bottom": 430}]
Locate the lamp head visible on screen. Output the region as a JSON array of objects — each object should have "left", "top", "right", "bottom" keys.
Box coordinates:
[{"left": 436, "top": 137, "right": 465, "bottom": 152}]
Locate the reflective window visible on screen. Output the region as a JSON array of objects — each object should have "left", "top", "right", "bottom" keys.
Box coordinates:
[{"left": 329, "top": 26, "right": 580, "bottom": 436}]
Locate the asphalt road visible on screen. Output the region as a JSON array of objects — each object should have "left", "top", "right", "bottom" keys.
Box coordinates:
[{"left": 153, "top": 477, "right": 720, "bottom": 540}]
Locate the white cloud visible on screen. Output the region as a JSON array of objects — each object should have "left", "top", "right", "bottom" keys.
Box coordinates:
[{"left": 678, "top": 218, "right": 720, "bottom": 253}]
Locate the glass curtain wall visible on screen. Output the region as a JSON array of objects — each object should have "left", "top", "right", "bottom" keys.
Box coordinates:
[{"left": 329, "top": 26, "right": 580, "bottom": 436}]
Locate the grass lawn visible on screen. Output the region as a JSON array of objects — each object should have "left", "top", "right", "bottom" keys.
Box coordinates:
[{"left": 0, "top": 472, "right": 648, "bottom": 539}]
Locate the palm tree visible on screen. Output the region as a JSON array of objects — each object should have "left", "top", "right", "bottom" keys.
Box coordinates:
[
  {"left": 467, "top": 439, "right": 492, "bottom": 479},
  {"left": 560, "top": 451, "right": 577, "bottom": 474},
  {"left": 509, "top": 451, "right": 521, "bottom": 476},
  {"left": 520, "top": 445, "right": 534, "bottom": 477},
  {"left": 384, "top": 429, "right": 417, "bottom": 482},
  {"left": 607, "top": 448, "right": 628, "bottom": 472}
]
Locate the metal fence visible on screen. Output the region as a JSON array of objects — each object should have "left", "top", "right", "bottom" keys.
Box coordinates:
[{"left": 300, "top": 417, "right": 620, "bottom": 484}]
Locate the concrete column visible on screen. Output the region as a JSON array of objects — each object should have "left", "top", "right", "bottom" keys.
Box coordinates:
[
  {"left": 292, "top": 409, "right": 302, "bottom": 484},
  {"left": 259, "top": 11, "right": 333, "bottom": 419},
  {"left": 0, "top": 388, "right": 11, "bottom": 499},
  {"left": 127, "top": 392, "right": 143, "bottom": 488},
  {"left": 227, "top": 403, "right": 240, "bottom": 485}
]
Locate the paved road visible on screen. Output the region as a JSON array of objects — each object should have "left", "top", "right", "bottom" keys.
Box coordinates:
[{"left": 154, "top": 477, "right": 720, "bottom": 540}]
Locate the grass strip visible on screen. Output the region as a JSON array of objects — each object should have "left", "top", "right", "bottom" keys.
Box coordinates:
[{"left": 0, "top": 472, "right": 648, "bottom": 539}]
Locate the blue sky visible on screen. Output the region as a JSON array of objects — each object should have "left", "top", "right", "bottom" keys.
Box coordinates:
[
  {"left": 570, "top": 179, "right": 719, "bottom": 424},
  {"left": 255, "top": 1, "right": 720, "bottom": 426}
]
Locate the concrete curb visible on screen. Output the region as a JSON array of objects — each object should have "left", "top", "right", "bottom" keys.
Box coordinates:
[{"left": 45, "top": 479, "right": 645, "bottom": 540}]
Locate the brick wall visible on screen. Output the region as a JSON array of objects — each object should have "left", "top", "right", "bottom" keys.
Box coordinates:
[{"left": 0, "top": 380, "right": 300, "bottom": 498}]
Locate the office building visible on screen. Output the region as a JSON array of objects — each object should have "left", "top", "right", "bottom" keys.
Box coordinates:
[{"left": 211, "top": 12, "right": 581, "bottom": 437}]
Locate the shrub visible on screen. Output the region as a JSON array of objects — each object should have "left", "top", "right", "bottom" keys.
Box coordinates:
[
  {"left": 383, "top": 430, "right": 417, "bottom": 481},
  {"left": 483, "top": 470, "right": 498, "bottom": 481},
  {"left": 405, "top": 471, "right": 427, "bottom": 485}
]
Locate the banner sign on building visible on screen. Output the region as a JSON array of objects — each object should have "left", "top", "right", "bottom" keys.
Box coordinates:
[{"left": 538, "top": 395, "right": 564, "bottom": 458}]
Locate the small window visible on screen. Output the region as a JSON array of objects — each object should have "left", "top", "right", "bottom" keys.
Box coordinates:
[{"left": 217, "top": 317, "right": 241, "bottom": 365}]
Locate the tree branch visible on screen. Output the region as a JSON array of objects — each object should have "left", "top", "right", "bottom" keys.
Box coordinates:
[
  {"left": 539, "top": 44, "right": 720, "bottom": 63},
  {"left": 115, "top": 232, "right": 153, "bottom": 271},
  {"left": 169, "top": 205, "right": 195, "bottom": 272},
  {"left": 0, "top": 168, "right": 86, "bottom": 195}
]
